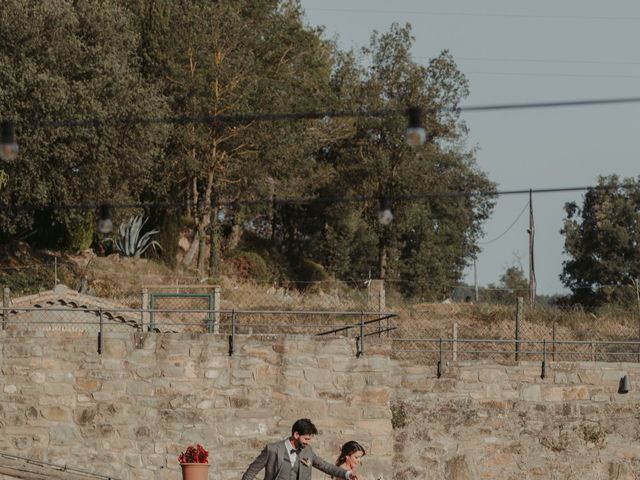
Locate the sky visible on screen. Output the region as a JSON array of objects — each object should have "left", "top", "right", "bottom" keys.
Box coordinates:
[{"left": 299, "top": 0, "right": 640, "bottom": 295}]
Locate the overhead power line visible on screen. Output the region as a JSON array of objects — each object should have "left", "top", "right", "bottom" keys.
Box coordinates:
[
  {"left": 0, "top": 184, "right": 626, "bottom": 212},
  {"left": 305, "top": 7, "right": 640, "bottom": 21},
  {"left": 460, "top": 96, "right": 640, "bottom": 112},
  {"left": 478, "top": 201, "right": 529, "bottom": 245},
  {"left": 451, "top": 56, "right": 640, "bottom": 66},
  {"left": 467, "top": 71, "right": 640, "bottom": 80}
]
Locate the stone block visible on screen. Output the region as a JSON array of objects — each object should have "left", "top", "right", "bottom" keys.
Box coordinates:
[
  {"left": 478, "top": 399, "right": 513, "bottom": 411},
  {"left": 554, "top": 372, "right": 580, "bottom": 384},
  {"left": 127, "top": 381, "right": 154, "bottom": 396},
  {"left": 44, "top": 383, "right": 75, "bottom": 396},
  {"left": 354, "top": 387, "right": 390, "bottom": 406},
  {"left": 562, "top": 386, "right": 590, "bottom": 401},
  {"left": 104, "top": 339, "right": 127, "bottom": 357},
  {"left": 49, "top": 424, "right": 78, "bottom": 445},
  {"left": 355, "top": 419, "right": 391, "bottom": 436},
  {"left": 360, "top": 356, "right": 390, "bottom": 372},
  {"left": 301, "top": 367, "right": 332, "bottom": 384},
  {"left": 39, "top": 406, "right": 72, "bottom": 422},
  {"left": 28, "top": 371, "right": 46, "bottom": 383},
  {"left": 478, "top": 368, "right": 508, "bottom": 383},
  {"left": 101, "top": 380, "right": 127, "bottom": 393},
  {"left": 541, "top": 387, "right": 564, "bottom": 402},
  {"left": 602, "top": 370, "right": 627, "bottom": 384},
  {"left": 445, "top": 455, "right": 477, "bottom": 480},
  {"left": 281, "top": 399, "right": 327, "bottom": 419},
  {"left": 485, "top": 383, "right": 503, "bottom": 399},
  {"left": 3, "top": 384, "right": 17, "bottom": 394},
  {"left": 402, "top": 375, "right": 434, "bottom": 391},
  {"left": 459, "top": 369, "right": 479, "bottom": 382},
  {"left": 75, "top": 377, "right": 101, "bottom": 392},
  {"left": 521, "top": 384, "right": 541, "bottom": 402},
  {"left": 255, "top": 365, "right": 280, "bottom": 385},
  {"left": 334, "top": 373, "right": 366, "bottom": 390}
]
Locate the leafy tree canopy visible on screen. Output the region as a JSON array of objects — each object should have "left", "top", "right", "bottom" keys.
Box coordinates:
[
  {"left": 296, "top": 24, "right": 495, "bottom": 299},
  {"left": 561, "top": 175, "right": 640, "bottom": 307},
  {"left": 0, "top": 0, "right": 168, "bottom": 241}
]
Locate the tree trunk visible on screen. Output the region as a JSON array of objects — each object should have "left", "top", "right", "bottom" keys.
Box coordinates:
[
  {"left": 228, "top": 221, "right": 242, "bottom": 251},
  {"left": 196, "top": 223, "right": 207, "bottom": 275},
  {"left": 195, "top": 170, "right": 215, "bottom": 276},
  {"left": 378, "top": 235, "right": 387, "bottom": 280},
  {"left": 209, "top": 204, "right": 221, "bottom": 278},
  {"left": 183, "top": 231, "right": 199, "bottom": 266}
]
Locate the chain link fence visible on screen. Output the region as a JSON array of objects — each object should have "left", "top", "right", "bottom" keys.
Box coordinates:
[{"left": 2, "top": 274, "right": 640, "bottom": 362}]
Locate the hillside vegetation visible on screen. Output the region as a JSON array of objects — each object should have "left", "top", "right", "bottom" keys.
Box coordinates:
[{"left": 2, "top": 242, "right": 638, "bottom": 353}]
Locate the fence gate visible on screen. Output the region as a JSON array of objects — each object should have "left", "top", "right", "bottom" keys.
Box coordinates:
[{"left": 148, "top": 292, "right": 216, "bottom": 333}]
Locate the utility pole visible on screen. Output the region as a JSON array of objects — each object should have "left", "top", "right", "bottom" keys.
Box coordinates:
[
  {"left": 474, "top": 259, "right": 479, "bottom": 302},
  {"left": 528, "top": 190, "right": 537, "bottom": 309}
]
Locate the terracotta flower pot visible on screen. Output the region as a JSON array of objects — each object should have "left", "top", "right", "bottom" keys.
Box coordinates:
[{"left": 180, "top": 463, "right": 209, "bottom": 480}]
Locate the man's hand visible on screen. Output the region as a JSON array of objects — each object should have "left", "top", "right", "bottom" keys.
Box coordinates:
[{"left": 349, "top": 473, "right": 361, "bottom": 480}]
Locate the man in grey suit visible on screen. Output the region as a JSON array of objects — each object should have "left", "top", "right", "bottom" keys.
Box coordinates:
[{"left": 242, "top": 418, "right": 359, "bottom": 480}]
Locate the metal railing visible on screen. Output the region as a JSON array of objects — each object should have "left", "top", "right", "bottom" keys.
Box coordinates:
[
  {"left": 0, "top": 451, "right": 122, "bottom": 480},
  {"left": 393, "top": 337, "right": 640, "bottom": 365},
  {"left": 0, "top": 306, "right": 397, "bottom": 357},
  {"left": 2, "top": 305, "right": 640, "bottom": 362}
]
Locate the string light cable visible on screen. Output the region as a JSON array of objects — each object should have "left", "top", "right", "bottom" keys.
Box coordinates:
[
  {"left": 18, "top": 95, "right": 640, "bottom": 127},
  {"left": 0, "top": 184, "right": 630, "bottom": 212},
  {"left": 2, "top": 95, "right": 640, "bottom": 210}
]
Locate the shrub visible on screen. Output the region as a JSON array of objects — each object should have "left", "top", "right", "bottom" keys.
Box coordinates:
[
  {"left": 104, "top": 215, "right": 161, "bottom": 258},
  {"left": 228, "top": 251, "right": 271, "bottom": 282}
]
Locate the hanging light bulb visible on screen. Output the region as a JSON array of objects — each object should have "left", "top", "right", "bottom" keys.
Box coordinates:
[
  {"left": 378, "top": 196, "right": 394, "bottom": 226},
  {"left": 0, "top": 120, "right": 19, "bottom": 162},
  {"left": 97, "top": 204, "right": 113, "bottom": 234},
  {"left": 406, "top": 106, "right": 426, "bottom": 146}
]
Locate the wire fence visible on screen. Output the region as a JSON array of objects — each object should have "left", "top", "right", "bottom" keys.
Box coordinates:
[
  {"left": 3, "top": 267, "right": 640, "bottom": 362},
  {"left": 1, "top": 303, "right": 639, "bottom": 363}
]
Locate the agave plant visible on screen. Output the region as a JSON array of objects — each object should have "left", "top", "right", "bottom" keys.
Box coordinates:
[{"left": 105, "top": 215, "right": 161, "bottom": 258}]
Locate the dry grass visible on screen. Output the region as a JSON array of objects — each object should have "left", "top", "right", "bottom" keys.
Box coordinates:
[{"left": 11, "top": 251, "right": 638, "bottom": 357}]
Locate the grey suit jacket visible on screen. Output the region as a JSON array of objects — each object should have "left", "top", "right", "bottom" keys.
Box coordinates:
[{"left": 241, "top": 440, "right": 350, "bottom": 480}]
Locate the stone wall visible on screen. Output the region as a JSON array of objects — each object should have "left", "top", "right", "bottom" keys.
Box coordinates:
[
  {"left": 393, "top": 360, "right": 640, "bottom": 480},
  {"left": 1, "top": 329, "right": 639, "bottom": 480},
  {"left": 0, "top": 330, "right": 393, "bottom": 480}
]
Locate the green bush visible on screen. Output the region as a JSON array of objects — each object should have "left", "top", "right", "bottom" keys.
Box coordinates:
[
  {"left": 64, "top": 218, "right": 94, "bottom": 251},
  {"left": 228, "top": 251, "right": 272, "bottom": 283},
  {"left": 295, "top": 258, "right": 330, "bottom": 284}
]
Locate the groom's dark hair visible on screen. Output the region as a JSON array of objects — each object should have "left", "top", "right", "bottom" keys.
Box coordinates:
[{"left": 292, "top": 418, "right": 318, "bottom": 436}]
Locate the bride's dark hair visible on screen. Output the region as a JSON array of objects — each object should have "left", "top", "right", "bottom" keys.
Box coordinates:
[{"left": 336, "top": 441, "right": 366, "bottom": 466}]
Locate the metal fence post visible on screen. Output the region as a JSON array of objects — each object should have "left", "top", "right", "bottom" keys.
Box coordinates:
[
  {"left": 452, "top": 322, "right": 458, "bottom": 361},
  {"left": 206, "top": 295, "right": 214, "bottom": 333},
  {"left": 2, "top": 287, "right": 10, "bottom": 331},
  {"left": 515, "top": 297, "right": 523, "bottom": 361},
  {"left": 141, "top": 287, "right": 149, "bottom": 332},
  {"left": 98, "top": 308, "right": 104, "bottom": 355},
  {"left": 552, "top": 321, "right": 557, "bottom": 361},
  {"left": 356, "top": 311, "right": 365, "bottom": 357},
  {"left": 437, "top": 338, "right": 443, "bottom": 378},
  {"left": 541, "top": 339, "right": 547, "bottom": 379},
  {"left": 230, "top": 310, "right": 236, "bottom": 355},
  {"left": 213, "top": 286, "right": 221, "bottom": 334}
]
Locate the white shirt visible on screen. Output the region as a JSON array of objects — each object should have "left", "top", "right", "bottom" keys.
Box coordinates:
[{"left": 285, "top": 439, "right": 298, "bottom": 464}]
